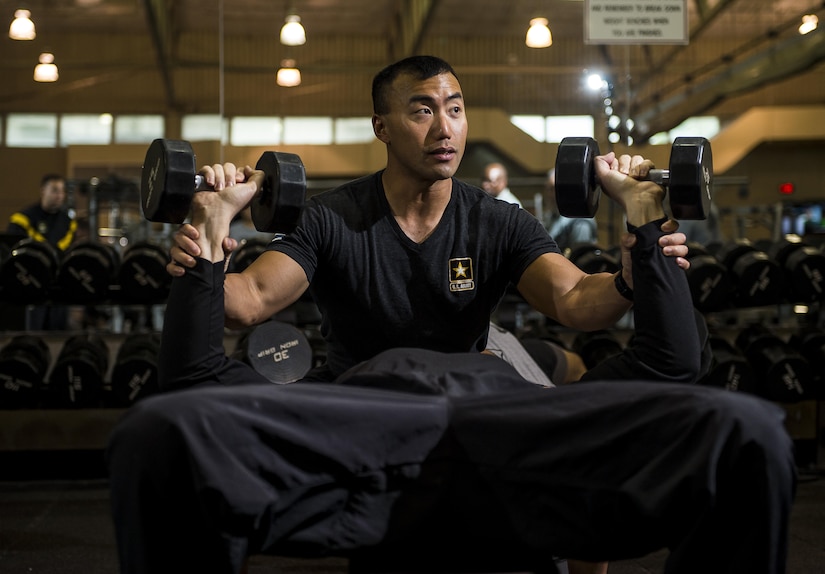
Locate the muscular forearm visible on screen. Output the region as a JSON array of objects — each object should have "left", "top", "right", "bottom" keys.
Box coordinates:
[
  {"left": 222, "top": 251, "right": 310, "bottom": 330},
  {"left": 553, "top": 272, "right": 631, "bottom": 331},
  {"left": 191, "top": 211, "right": 233, "bottom": 264}
]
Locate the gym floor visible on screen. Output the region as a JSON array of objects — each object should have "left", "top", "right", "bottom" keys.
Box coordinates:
[{"left": 0, "top": 445, "right": 823, "bottom": 574}]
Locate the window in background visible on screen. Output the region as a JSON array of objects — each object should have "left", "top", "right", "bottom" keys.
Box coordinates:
[
  {"left": 230, "top": 117, "right": 282, "bottom": 146},
  {"left": 510, "top": 115, "right": 595, "bottom": 143},
  {"left": 545, "top": 115, "right": 595, "bottom": 142},
  {"left": 181, "top": 114, "right": 228, "bottom": 143},
  {"left": 60, "top": 114, "right": 113, "bottom": 146},
  {"left": 6, "top": 113, "right": 58, "bottom": 147},
  {"left": 668, "top": 116, "right": 720, "bottom": 141},
  {"left": 650, "top": 116, "right": 721, "bottom": 144},
  {"left": 283, "top": 117, "right": 333, "bottom": 145},
  {"left": 334, "top": 117, "right": 374, "bottom": 144},
  {"left": 510, "top": 115, "right": 545, "bottom": 142},
  {"left": 115, "top": 115, "right": 165, "bottom": 144}
]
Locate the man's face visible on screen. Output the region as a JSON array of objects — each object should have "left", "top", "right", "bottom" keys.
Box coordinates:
[
  {"left": 40, "top": 179, "right": 66, "bottom": 213},
  {"left": 372, "top": 71, "right": 467, "bottom": 182}
]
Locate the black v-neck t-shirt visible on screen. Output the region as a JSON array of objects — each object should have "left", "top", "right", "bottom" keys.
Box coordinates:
[{"left": 269, "top": 171, "right": 558, "bottom": 378}]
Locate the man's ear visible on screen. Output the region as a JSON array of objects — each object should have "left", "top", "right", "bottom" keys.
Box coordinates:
[{"left": 372, "top": 114, "right": 389, "bottom": 144}]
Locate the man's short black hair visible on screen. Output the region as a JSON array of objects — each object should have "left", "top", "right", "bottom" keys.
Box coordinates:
[
  {"left": 40, "top": 173, "right": 64, "bottom": 188},
  {"left": 371, "top": 55, "right": 459, "bottom": 115}
]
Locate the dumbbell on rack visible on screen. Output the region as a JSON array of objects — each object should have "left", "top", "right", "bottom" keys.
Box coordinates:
[
  {"left": 108, "top": 332, "right": 162, "bottom": 407},
  {"left": 555, "top": 136, "right": 712, "bottom": 220},
  {"left": 698, "top": 335, "right": 757, "bottom": 393},
  {"left": 116, "top": 241, "right": 171, "bottom": 304},
  {"left": 141, "top": 138, "right": 306, "bottom": 234},
  {"left": 567, "top": 243, "right": 620, "bottom": 275},
  {"left": 768, "top": 236, "right": 825, "bottom": 304},
  {"left": 0, "top": 238, "right": 60, "bottom": 303},
  {"left": 684, "top": 242, "right": 732, "bottom": 312},
  {"left": 55, "top": 240, "right": 120, "bottom": 304},
  {"left": 0, "top": 334, "right": 51, "bottom": 409},
  {"left": 734, "top": 324, "right": 813, "bottom": 403},
  {"left": 711, "top": 239, "right": 784, "bottom": 308},
  {"left": 44, "top": 332, "right": 110, "bottom": 409}
]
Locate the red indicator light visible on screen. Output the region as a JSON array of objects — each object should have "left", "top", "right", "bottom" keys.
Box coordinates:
[{"left": 779, "top": 182, "right": 795, "bottom": 195}]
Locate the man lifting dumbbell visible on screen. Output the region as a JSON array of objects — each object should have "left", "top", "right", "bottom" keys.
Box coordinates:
[
  {"left": 140, "top": 138, "right": 306, "bottom": 234},
  {"left": 108, "top": 56, "right": 795, "bottom": 574},
  {"left": 555, "top": 136, "right": 713, "bottom": 221}
]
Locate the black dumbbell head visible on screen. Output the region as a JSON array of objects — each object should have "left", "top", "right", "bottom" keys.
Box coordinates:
[
  {"left": 116, "top": 241, "right": 171, "bottom": 303},
  {"left": 234, "top": 320, "right": 312, "bottom": 384},
  {"left": 770, "top": 238, "right": 825, "bottom": 303},
  {"left": 0, "top": 238, "right": 59, "bottom": 303},
  {"left": 56, "top": 241, "right": 119, "bottom": 304},
  {"left": 555, "top": 137, "right": 601, "bottom": 218},
  {"left": 141, "top": 138, "right": 197, "bottom": 223},
  {"left": 252, "top": 151, "right": 306, "bottom": 234},
  {"left": 228, "top": 238, "right": 270, "bottom": 274},
  {"left": 669, "top": 137, "right": 712, "bottom": 221}
]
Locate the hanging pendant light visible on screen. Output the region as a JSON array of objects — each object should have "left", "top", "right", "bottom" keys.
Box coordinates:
[
  {"left": 280, "top": 14, "right": 306, "bottom": 46},
  {"left": 9, "top": 9, "right": 35, "bottom": 40},
  {"left": 276, "top": 59, "right": 301, "bottom": 87},
  {"left": 526, "top": 17, "right": 552, "bottom": 48},
  {"left": 34, "top": 53, "right": 58, "bottom": 82}
]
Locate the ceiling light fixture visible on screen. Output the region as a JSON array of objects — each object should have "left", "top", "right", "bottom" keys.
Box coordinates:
[
  {"left": 799, "top": 14, "right": 819, "bottom": 35},
  {"left": 9, "top": 9, "right": 35, "bottom": 40},
  {"left": 526, "top": 17, "right": 552, "bottom": 48},
  {"left": 276, "top": 59, "right": 301, "bottom": 87},
  {"left": 34, "top": 52, "right": 58, "bottom": 82},
  {"left": 280, "top": 14, "right": 306, "bottom": 46}
]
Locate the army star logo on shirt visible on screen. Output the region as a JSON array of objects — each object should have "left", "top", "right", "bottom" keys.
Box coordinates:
[{"left": 449, "top": 257, "right": 474, "bottom": 292}]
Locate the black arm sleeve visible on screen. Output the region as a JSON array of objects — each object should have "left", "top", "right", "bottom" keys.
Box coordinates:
[{"left": 579, "top": 218, "right": 710, "bottom": 384}]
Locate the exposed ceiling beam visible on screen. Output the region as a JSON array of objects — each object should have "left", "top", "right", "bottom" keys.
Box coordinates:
[
  {"left": 632, "top": 0, "right": 738, "bottom": 95},
  {"left": 633, "top": 26, "right": 825, "bottom": 142},
  {"left": 388, "top": 0, "right": 437, "bottom": 61},
  {"left": 143, "top": 0, "right": 178, "bottom": 110}
]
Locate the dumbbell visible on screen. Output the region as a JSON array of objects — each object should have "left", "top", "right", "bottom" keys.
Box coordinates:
[
  {"left": 140, "top": 138, "right": 306, "bottom": 234},
  {"left": 788, "top": 327, "right": 825, "bottom": 397},
  {"left": 0, "top": 334, "right": 51, "bottom": 409},
  {"left": 116, "top": 241, "right": 171, "bottom": 303},
  {"left": 734, "top": 324, "right": 813, "bottom": 403},
  {"left": 567, "top": 243, "right": 620, "bottom": 275},
  {"left": 228, "top": 237, "right": 271, "bottom": 274},
  {"left": 45, "top": 332, "right": 110, "bottom": 408},
  {"left": 768, "top": 236, "right": 825, "bottom": 304},
  {"left": 0, "top": 238, "right": 60, "bottom": 303},
  {"left": 711, "top": 239, "right": 784, "bottom": 308},
  {"left": 684, "top": 242, "right": 731, "bottom": 312},
  {"left": 231, "top": 320, "right": 313, "bottom": 384},
  {"left": 108, "top": 332, "right": 161, "bottom": 407},
  {"left": 698, "top": 335, "right": 757, "bottom": 393},
  {"left": 55, "top": 240, "right": 120, "bottom": 303},
  {"left": 555, "top": 136, "right": 712, "bottom": 220}
]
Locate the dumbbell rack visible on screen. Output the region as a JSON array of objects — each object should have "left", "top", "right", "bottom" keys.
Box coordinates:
[{"left": 0, "top": 302, "right": 251, "bottom": 480}]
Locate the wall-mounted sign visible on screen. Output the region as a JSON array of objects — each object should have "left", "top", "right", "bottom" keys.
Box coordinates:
[{"left": 585, "top": 0, "right": 689, "bottom": 45}]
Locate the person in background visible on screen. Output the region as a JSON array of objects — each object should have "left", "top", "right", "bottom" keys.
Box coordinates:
[
  {"left": 8, "top": 173, "right": 77, "bottom": 252},
  {"left": 6, "top": 173, "right": 78, "bottom": 330},
  {"left": 481, "top": 162, "right": 523, "bottom": 207},
  {"left": 544, "top": 168, "right": 598, "bottom": 252}
]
